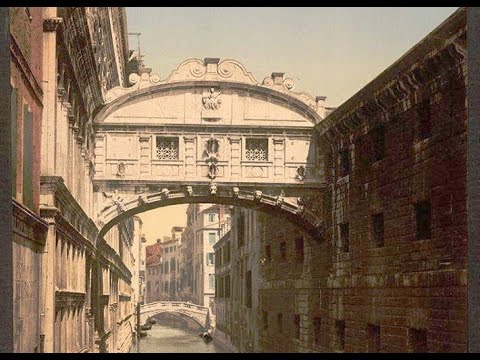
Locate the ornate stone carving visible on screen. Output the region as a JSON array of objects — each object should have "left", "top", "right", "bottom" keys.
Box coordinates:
[
  {"left": 232, "top": 187, "right": 240, "bottom": 197},
  {"left": 116, "top": 161, "right": 126, "bottom": 177},
  {"left": 254, "top": 190, "right": 263, "bottom": 201},
  {"left": 209, "top": 183, "right": 218, "bottom": 195},
  {"left": 185, "top": 186, "right": 193, "bottom": 196},
  {"left": 296, "top": 166, "right": 306, "bottom": 181},
  {"left": 101, "top": 190, "right": 126, "bottom": 213},
  {"left": 138, "top": 194, "right": 148, "bottom": 205},
  {"left": 202, "top": 88, "right": 222, "bottom": 111},
  {"left": 161, "top": 188, "right": 170, "bottom": 199},
  {"left": 205, "top": 137, "right": 220, "bottom": 179},
  {"left": 296, "top": 197, "right": 305, "bottom": 214},
  {"left": 103, "top": 58, "right": 321, "bottom": 117}
]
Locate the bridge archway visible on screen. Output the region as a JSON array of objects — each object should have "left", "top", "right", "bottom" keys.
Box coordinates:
[
  {"left": 140, "top": 301, "right": 213, "bottom": 330},
  {"left": 96, "top": 185, "right": 323, "bottom": 241},
  {"left": 92, "top": 57, "right": 327, "bottom": 241}
]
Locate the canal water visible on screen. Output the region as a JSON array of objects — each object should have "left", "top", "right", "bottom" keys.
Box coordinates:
[{"left": 130, "top": 324, "right": 229, "bottom": 353}]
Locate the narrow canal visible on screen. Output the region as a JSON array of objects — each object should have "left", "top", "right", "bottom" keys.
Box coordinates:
[{"left": 130, "top": 324, "right": 229, "bottom": 353}]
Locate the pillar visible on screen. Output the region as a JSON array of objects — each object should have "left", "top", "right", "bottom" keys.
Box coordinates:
[{"left": 39, "top": 207, "right": 58, "bottom": 352}]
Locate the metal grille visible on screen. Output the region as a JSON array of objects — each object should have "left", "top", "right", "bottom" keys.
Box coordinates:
[
  {"left": 245, "top": 138, "right": 268, "bottom": 161},
  {"left": 156, "top": 137, "right": 179, "bottom": 160}
]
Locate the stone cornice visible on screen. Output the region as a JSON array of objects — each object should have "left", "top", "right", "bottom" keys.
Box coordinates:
[
  {"left": 9, "top": 34, "right": 43, "bottom": 106},
  {"left": 316, "top": 7, "right": 466, "bottom": 143},
  {"left": 13, "top": 199, "right": 49, "bottom": 245},
  {"left": 40, "top": 176, "right": 99, "bottom": 239},
  {"left": 55, "top": 291, "right": 86, "bottom": 308}
]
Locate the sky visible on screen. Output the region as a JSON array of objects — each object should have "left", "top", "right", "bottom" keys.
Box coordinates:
[{"left": 125, "top": 7, "right": 458, "bottom": 244}]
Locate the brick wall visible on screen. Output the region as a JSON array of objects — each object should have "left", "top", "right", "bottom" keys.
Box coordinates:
[{"left": 317, "top": 9, "right": 467, "bottom": 352}]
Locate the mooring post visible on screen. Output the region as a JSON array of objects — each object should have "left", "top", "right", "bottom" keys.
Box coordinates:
[{"left": 136, "top": 303, "right": 141, "bottom": 346}]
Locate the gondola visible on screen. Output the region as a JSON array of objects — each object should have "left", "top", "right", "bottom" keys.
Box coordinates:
[
  {"left": 148, "top": 318, "right": 157, "bottom": 325},
  {"left": 140, "top": 323, "right": 152, "bottom": 331},
  {"left": 198, "top": 331, "right": 213, "bottom": 344}
]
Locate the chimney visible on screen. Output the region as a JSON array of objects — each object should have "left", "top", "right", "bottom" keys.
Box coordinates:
[
  {"left": 204, "top": 58, "right": 220, "bottom": 74},
  {"left": 271, "top": 72, "right": 284, "bottom": 85},
  {"left": 316, "top": 96, "right": 327, "bottom": 118}
]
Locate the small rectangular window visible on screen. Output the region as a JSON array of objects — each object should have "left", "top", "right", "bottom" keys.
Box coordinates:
[
  {"left": 418, "top": 98, "right": 432, "bottom": 140},
  {"left": 340, "top": 223, "right": 349, "bottom": 253},
  {"left": 408, "top": 328, "right": 427, "bottom": 352},
  {"left": 225, "top": 275, "right": 230, "bottom": 298},
  {"left": 313, "top": 317, "right": 321, "bottom": 347},
  {"left": 295, "top": 236, "right": 304, "bottom": 264},
  {"left": 280, "top": 242, "right": 287, "bottom": 261},
  {"left": 265, "top": 245, "right": 272, "bottom": 262},
  {"left": 209, "top": 232, "right": 217, "bottom": 245},
  {"left": 372, "top": 213, "right": 384, "bottom": 248},
  {"left": 277, "top": 313, "right": 283, "bottom": 333},
  {"left": 371, "top": 126, "right": 385, "bottom": 162},
  {"left": 156, "top": 136, "right": 179, "bottom": 160},
  {"left": 415, "top": 201, "right": 431, "bottom": 240},
  {"left": 238, "top": 213, "right": 245, "bottom": 248},
  {"left": 246, "top": 271, "right": 252, "bottom": 308},
  {"left": 263, "top": 311, "right": 268, "bottom": 330},
  {"left": 206, "top": 252, "right": 215, "bottom": 266},
  {"left": 209, "top": 213, "right": 216, "bottom": 223},
  {"left": 245, "top": 138, "right": 268, "bottom": 161},
  {"left": 339, "top": 148, "right": 350, "bottom": 177},
  {"left": 336, "top": 320, "right": 345, "bottom": 351},
  {"left": 367, "top": 324, "right": 381, "bottom": 353},
  {"left": 294, "top": 314, "right": 301, "bottom": 339}
]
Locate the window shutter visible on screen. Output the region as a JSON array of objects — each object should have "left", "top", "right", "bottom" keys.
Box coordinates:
[
  {"left": 23, "top": 106, "right": 33, "bottom": 209},
  {"left": 11, "top": 87, "right": 18, "bottom": 196}
]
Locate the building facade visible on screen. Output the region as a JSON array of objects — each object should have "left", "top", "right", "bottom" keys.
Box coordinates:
[
  {"left": 7, "top": 6, "right": 143, "bottom": 353},
  {"left": 145, "top": 239, "right": 163, "bottom": 303},
  {"left": 181, "top": 204, "right": 231, "bottom": 309},
  {"left": 214, "top": 8, "right": 468, "bottom": 353},
  {"left": 315, "top": 8, "right": 467, "bottom": 352},
  {"left": 10, "top": 7, "right": 49, "bottom": 353},
  {"left": 213, "top": 230, "right": 233, "bottom": 351}
]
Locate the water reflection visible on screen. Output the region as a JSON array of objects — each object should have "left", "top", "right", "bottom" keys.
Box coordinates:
[{"left": 131, "top": 324, "right": 228, "bottom": 353}]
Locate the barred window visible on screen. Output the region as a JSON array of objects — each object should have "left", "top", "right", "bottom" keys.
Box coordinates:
[
  {"left": 156, "top": 136, "right": 179, "bottom": 160},
  {"left": 245, "top": 138, "right": 268, "bottom": 161}
]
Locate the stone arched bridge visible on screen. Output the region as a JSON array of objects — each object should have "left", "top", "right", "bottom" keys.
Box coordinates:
[{"left": 140, "top": 301, "right": 215, "bottom": 330}]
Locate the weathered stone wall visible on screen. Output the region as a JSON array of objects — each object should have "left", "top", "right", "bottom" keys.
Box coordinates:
[
  {"left": 10, "top": 7, "right": 49, "bottom": 353},
  {"left": 257, "top": 212, "right": 327, "bottom": 353},
  {"left": 316, "top": 8, "right": 467, "bottom": 352}
]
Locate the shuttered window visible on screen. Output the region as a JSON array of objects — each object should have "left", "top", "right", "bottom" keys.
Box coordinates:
[
  {"left": 11, "top": 87, "right": 17, "bottom": 196},
  {"left": 23, "top": 105, "right": 34, "bottom": 209}
]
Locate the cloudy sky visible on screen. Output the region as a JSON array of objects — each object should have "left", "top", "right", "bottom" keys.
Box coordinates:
[{"left": 125, "top": 7, "right": 458, "bottom": 244}]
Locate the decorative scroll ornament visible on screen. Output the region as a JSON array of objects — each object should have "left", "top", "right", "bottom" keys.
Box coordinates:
[{"left": 103, "top": 58, "right": 322, "bottom": 119}]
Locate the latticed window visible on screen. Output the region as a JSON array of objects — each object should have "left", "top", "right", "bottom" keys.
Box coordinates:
[
  {"left": 156, "top": 136, "right": 179, "bottom": 160},
  {"left": 245, "top": 138, "right": 268, "bottom": 161}
]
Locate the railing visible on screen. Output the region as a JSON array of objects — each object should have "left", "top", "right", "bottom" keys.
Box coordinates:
[{"left": 141, "top": 301, "right": 210, "bottom": 314}]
